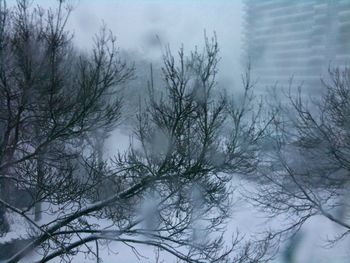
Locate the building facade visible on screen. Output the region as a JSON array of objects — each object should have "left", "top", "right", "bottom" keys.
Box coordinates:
[{"left": 243, "top": 0, "right": 350, "bottom": 91}]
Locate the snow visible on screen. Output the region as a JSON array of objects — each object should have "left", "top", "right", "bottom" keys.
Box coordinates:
[
  {"left": 0, "top": 213, "right": 30, "bottom": 244},
  {"left": 2, "top": 186, "right": 349, "bottom": 262},
  {"left": 1, "top": 129, "right": 350, "bottom": 262}
]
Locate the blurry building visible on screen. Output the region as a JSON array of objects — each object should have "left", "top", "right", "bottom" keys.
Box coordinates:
[{"left": 243, "top": 0, "right": 350, "bottom": 92}]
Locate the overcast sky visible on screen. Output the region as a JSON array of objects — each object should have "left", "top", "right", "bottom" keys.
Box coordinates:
[
  {"left": 7, "top": 0, "right": 243, "bottom": 88},
  {"left": 21, "top": 0, "right": 243, "bottom": 89},
  {"left": 66, "top": 0, "right": 244, "bottom": 88}
]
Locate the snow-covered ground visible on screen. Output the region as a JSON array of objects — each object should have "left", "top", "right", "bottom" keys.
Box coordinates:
[
  {"left": 3, "top": 196, "right": 349, "bottom": 263},
  {"left": 1, "top": 129, "right": 350, "bottom": 262},
  {"left": 230, "top": 183, "right": 350, "bottom": 263}
]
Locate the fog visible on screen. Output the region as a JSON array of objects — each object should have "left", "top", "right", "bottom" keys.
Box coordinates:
[
  {"left": 1, "top": 1, "right": 350, "bottom": 263},
  {"left": 65, "top": 0, "right": 243, "bottom": 89}
]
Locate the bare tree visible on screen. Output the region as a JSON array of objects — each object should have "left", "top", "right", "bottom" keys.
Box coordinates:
[
  {"left": 111, "top": 39, "right": 271, "bottom": 262},
  {"left": 252, "top": 67, "right": 350, "bottom": 244},
  {"left": 0, "top": 0, "right": 132, "bottom": 243},
  {"left": 0, "top": 1, "right": 273, "bottom": 262}
]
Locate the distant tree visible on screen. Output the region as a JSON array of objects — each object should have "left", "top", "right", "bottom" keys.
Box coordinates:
[
  {"left": 119, "top": 50, "right": 163, "bottom": 125},
  {"left": 252, "top": 67, "right": 350, "bottom": 244},
  {"left": 0, "top": 1, "right": 272, "bottom": 262}
]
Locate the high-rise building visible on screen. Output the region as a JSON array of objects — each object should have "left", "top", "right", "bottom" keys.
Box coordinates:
[{"left": 243, "top": 0, "right": 350, "bottom": 91}]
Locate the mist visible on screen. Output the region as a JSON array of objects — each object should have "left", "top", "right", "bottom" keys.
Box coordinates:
[
  {"left": 0, "top": 1, "right": 349, "bottom": 263},
  {"left": 66, "top": 0, "right": 243, "bottom": 89}
]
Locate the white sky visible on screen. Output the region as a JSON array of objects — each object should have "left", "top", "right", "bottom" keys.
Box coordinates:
[
  {"left": 7, "top": 0, "right": 244, "bottom": 88},
  {"left": 26, "top": 0, "right": 244, "bottom": 89}
]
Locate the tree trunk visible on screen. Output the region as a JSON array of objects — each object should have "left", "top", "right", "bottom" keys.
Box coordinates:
[
  {"left": 0, "top": 151, "right": 16, "bottom": 233},
  {"left": 34, "top": 153, "right": 44, "bottom": 222}
]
